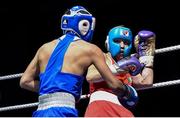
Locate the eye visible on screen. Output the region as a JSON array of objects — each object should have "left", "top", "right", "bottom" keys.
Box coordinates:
[
  {"left": 124, "top": 41, "right": 129, "bottom": 45},
  {"left": 114, "top": 39, "right": 122, "bottom": 43}
]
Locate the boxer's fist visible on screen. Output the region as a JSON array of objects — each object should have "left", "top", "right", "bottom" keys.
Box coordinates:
[
  {"left": 117, "top": 56, "right": 142, "bottom": 76},
  {"left": 134, "top": 30, "right": 156, "bottom": 68},
  {"left": 119, "top": 84, "right": 138, "bottom": 108}
]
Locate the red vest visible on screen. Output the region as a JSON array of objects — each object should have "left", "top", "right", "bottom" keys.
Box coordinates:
[{"left": 90, "top": 55, "right": 132, "bottom": 94}]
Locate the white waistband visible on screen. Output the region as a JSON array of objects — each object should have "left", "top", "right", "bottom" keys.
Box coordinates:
[
  {"left": 38, "top": 92, "right": 75, "bottom": 110},
  {"left": 89, "top": 91, "right": 122, "bottom": 106}
]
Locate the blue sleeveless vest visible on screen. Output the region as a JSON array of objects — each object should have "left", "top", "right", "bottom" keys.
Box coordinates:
[{"left": 39, "top": 33, "right": 84, "bottom": 100}]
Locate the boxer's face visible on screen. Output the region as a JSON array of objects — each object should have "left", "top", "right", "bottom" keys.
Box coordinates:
[{"left": 114, "top": 39, "right": 129, "bottom": 61}]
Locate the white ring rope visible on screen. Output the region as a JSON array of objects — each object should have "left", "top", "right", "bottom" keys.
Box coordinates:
[
  {"left": 0, "top": 102, "right": 38, "bottom": 112},
  {"left": 0, "top": 79, "right": 180, "bottom": 112},
  {"left": 155, "top": 44, "right": 180, "bottom": 54},
  {"left": 0, "top": 73, "right": 23, "bottom": 81},
  {"left": 0, "top": 44, "right": 180, "bottom": 112},
  {"left": 0, "top": 44, "right": 180, "bottom": 81},
  {"left": 136, "top": 79, "right": 180, "bottom": 90}
]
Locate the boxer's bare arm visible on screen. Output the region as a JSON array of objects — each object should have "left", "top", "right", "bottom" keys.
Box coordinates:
[
  {"left": 132, "top": 68, "right": 153, "bottom": 89},
  {"left": 132, "top": 30, "right": 155, "bottom": 89},
  {"left": 89, "top": 44, "right": 126, "bottom": 94},
  {"left": 19, "top": 40, "right": 57, "bottom": 92},
  {"left": 86, "top": 64, "right": 103, "bottom": 83},
  {"left": 20, "top": 48, "right": 40, "bottom": 92},
  {"left": 86, "top": 53, "right": 116, "bottom": 83}
]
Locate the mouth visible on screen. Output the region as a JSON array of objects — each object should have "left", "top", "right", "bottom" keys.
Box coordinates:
[{"left": 116, "top": 52, "right": 124, "bottom": 60}]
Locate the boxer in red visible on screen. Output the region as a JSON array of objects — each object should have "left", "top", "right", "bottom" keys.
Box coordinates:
[{"left": 85, "top": 26, "right": 155, "bottom": 117}]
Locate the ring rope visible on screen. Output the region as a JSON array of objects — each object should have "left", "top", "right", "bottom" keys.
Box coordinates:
[
  {"left": 0, "top": 44, "right": 180, "bottom": 112},
  {"left": 0, "top": 44, "right": 180, "bottom": 81},
  {"left": 155, "top": 44, "right": 180, "bottom": 54},
  {"left": 0, "top": 102, "right": 38, "bottom": 112},
  {"left": 136, "top": 79, "right": 180, "bottom": 90},
  {"left": 0, "top": 79, "right": 180, "bottom": 112},
  {"left": 0, "top": 73, "right": 23, "bottom": 81}
]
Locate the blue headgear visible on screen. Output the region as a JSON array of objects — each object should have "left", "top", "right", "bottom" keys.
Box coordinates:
[
  {"left": 105, "top": 26, "right": 133, "bottom": 57},
  {"left": 61, "top": 6, "right": 95, "bottom": 42}
]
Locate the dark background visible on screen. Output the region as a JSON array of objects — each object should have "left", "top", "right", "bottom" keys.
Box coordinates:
[{"left": 0, "top": 0, "right": 180, "bottom": 117}]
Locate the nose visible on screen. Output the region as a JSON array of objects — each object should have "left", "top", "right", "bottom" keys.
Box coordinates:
[{"left": 120, "top": 41, "right": 125, "bottom": 48}]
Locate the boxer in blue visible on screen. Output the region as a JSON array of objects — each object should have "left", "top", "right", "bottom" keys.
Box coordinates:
[{"left": 20, "top": 6, "right": 135, "bottom": 117}]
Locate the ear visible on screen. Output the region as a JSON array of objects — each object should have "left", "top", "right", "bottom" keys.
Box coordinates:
[{"left": 105, "top": 36, "right": 109, "bottom": 51}]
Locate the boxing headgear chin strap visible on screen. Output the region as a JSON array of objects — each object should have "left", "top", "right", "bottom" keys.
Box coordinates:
[{"left": 61, "top": 6, "right": 95, "bottom": 42}]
